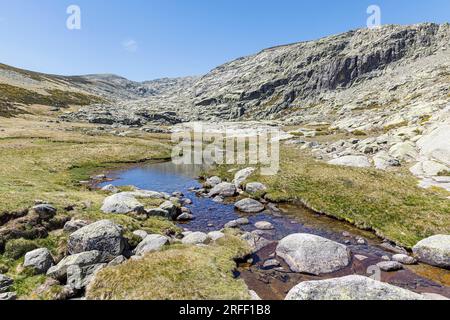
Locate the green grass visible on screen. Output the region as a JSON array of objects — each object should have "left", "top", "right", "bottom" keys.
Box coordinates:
[
  {"left": 208, "top": 146, "right": 450, "bottom": 248},
  {"left": 86, "top": 234, "right": 252, "bottom": 300}
]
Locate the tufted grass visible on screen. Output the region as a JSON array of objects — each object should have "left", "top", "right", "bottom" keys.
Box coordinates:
[{"left": 86, "top": 234, "right": 252, "bottom": 300}]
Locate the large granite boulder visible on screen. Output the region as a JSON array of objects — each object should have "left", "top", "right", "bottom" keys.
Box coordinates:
[
  {"left": 276, "top": 233, "right": 350, "bottom": 275},
  {"left": 285, "top": 275, "right": 424, "bottom": 300},
  {"left": 412, "top": 235, "right": 450, "bottom": 268},
  {"left": 67, "top": 220, "right": 125, "bottom": 256}
]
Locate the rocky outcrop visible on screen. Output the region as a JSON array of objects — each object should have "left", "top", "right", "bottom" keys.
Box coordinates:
[
  {"left": 285, "top": 275, "right": 424, "bottom": 300},
  {"left": 276, "top": 234, "right": 350, "bottom": 275}
]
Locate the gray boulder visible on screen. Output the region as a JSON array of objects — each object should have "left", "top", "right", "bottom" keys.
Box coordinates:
[
  {"left": 133, "top": 234, "right": 169, "bottom": 256},
  {"left": 285, "top": 275, "right": 424, "bottom": 300},
  {"left": 412, "top": 235, "right": 450, "bottom": 268},
  {"left": 0, "top": 274, "right": 13, "bottom": 293},
  {"left": 276, "top": 234, "right": 350, "bottom": 275},
  {"left": 392, "top": 254, "right": 417, "bottom": 265},
  {"left": 46, "top": 250, "right": 107, "bottom": 281},
  {"left": 23, "top": 248, "right": 54, "bottom": 274},
  {"left": 101, "top": 193, "right": 145, "bottom": 214},
  {"left": 67, "top": 263, "right": 106, "bottom": 290},
  {"left": 67, "top": 220, "right": 125, "bottom": 256},
  {"left": 32, "top": 204, "right": 57, "bottom": 220},
  {"left": 234, "top": 167, "right": 255, "bottom": 188},
  {"left": 328, "top": 156, "right": 371, "bottom": 168},
  {"left": 208, "top": 182, "right": 236, "bottom": 198},
  {"left": 376, "top": 261, "right": 403, "bottom": 272},
  {"left": 64, "top": 219, "right": 90, "bottom": 233},
  {"left": 208, "top": 231, "right": 225, "bottom": 241},
  {"left": 0, "top": 292, "right": 17, "bottom": 300},
  {"left": 205, "top": 176, "right": 222, "bottom": 188},
  {"left": 181, "top": 232, "right": 209, "bottom": 245},
  {"left": 158, "top": 201, "right": 179, "bottom": 219},
  {"left": 235, "top": 198, "right": 265, "bottom": 213},
  {"left": 245, "top": 182, "right": 267, "bottom": 195},
  {"left": 255, "top": 221, "right": 274, "bottom": 230}
]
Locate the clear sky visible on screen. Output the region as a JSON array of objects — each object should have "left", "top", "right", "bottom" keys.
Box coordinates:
[{"left": 0, "top": 0, "right": 449, "bottom": 81}]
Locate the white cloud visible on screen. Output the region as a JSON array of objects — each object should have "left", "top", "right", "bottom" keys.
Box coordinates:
[{"left": 122, "top": 39, "right": 138, "bottom": 53}]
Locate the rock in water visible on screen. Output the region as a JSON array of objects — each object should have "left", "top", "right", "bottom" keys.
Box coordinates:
[
  {"left": 23, "top": 248, "right": 54, "bottom": 274},
  {"left": 328, "top": 156, "right": 371, "bottom": 168},
  {"left": 412, "top": 235, "right": 450, "bottom": 268},
  {"left": 392, "top": 254, "right": 417, "bottom": 265},
  {"left": 285, "top": 275, "right": 424, "bottom": 300},
  {"left": 234, "top": 167, "right": 255, "bottom": 188},
  {"left": 67, "top": 220, "right": 125, "bottom": 256},
  {"left": 133, "top": 234, "right": 169, "bottom": 256},
  {"left": 276, "top": 233, "right": 350, "bottom": 275},
  {"left": 101, "top": 193, "right": 145, "bottom": 214},
  {"left": 234, "top": 198, "right": 265, "bottom": 213},
  {"left": 376, "top": 261, "right": 403, "bottom": 272},
  {"left": 208, "top": 182, "right": 236, "bottom": 198},
  {"left": 255, "top": 221, "right": 274, "bottom": 230}
]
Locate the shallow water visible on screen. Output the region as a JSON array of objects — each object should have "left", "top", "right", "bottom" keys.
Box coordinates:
[{"left": 100, "top": 161, "right": 450, "bottom": 300}]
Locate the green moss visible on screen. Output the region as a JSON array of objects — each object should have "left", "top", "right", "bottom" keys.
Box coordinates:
[
  {"left": 4, "top": 239, "right": 40, "bottom": 260},
  {"left": 87, "top": 234, "right": 251, "bottom": 300}
]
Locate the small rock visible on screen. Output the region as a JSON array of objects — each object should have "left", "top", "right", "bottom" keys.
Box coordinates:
[
  {"left": 32, "top": 204, "right": 57, "bottom": 220},
  {"left": 177, "top": 212, "right": 194, "bottom": 221},
  {"left": 245, "top": 182, "right": 267, "bottom": 195},
  {"left": 356, "top": 237, "right": 366, "bottom": 245},
  {"left": 381, "top": 255, "right": 391, "bottom": 261},
  {"left": 101, "top": 184, "right": 119, "bottom": 193},
  {"left": 181, "top": 232, "right": 209, "bottom": 245},
  {"left": 63, "top": 219, "right": 89, "bottom": 233},
  {"left": 392, "top": 254, "right": 417, "bottom": 265},
  {"left": 208, "top": 231, "right": 225, "bottom": 241},
  {"left": 354, "top": 254, "right": 368, "bottom": 261},
  {"left": 376, "top": 261, "right": 403, "bottom": 272},
  {"left": 234, "top": 167, "right": 256, "bottom": 188},
  {"left": 0, "top": 292, "right": 17, "bottom": 300},
  {"left": 262, "top": 259, "right": 280, "bottom": 269},
  {"left": 235, "top": 198, "right": 265, "bottom": 213},
  {"left": 134, "top": 235, "right": 169, "bottom": 256},
  {"left": 0, "top": 274, "right": 13, "bottom": 293},
  {"left": 132, "top": 230, "right": 148, "bottom": 240},
  {"left": 205, "top": 176, "right": 222, "bottom": 188},
  {"left": 255, "top": 221, "right": 274, "bottom": 230},
  {"left": 208, "top": 182, "right": 236, "bottom": 198}
]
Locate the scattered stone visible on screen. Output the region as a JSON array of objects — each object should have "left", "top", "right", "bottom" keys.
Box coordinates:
[
  {"left": 46, "top": 250, "right": 107, "bottom": 281},
  {"left": 328, "top": 156, "right": 371, "bottom": 168},
  {"left": 392, "top": 254, "right": 417, "bottom": 265},
  {"left": 356, "top": 237, "right": 366, "bottom": 245},
  {"left": 63, "top": 219, "right": 89, "bottom": 233},
  {"left": 342, "top": 232, "right": 351, "bottom": 237},
  {"left": 183, "top": 198, "right": 193, "bottom": 205},
  {"left": 379, "top": 241, "right": 408, "bottom": 254},
  {"left": 32, "top": 204, "right": 57, "bottom": 220},
  {"left": 255, "top": 221, "right": 274, "bottom": 230},
  {"left": 262, "top": 259, "right": 280, "bottom": 269},
  {"left": 181, "top": 232, "right": 209, "bottom": 245},
  {"left": 212, "top": 196, "right": 224, "bottom": 203},
  {"left": 146, "top": 208, "right": 170, "bottom": 218},
  {"left": 224, "top": 220, "right": 239, "bottom": 229},
  {"left": 134, "top": 234, "right": 169, "bottom": 256},
  {"left": 245, "top": 182, "right": 267, "bottom": 195},
  {"left": 376, "top": 261, "right": 403, "bottom": 272},
  {"left": 67, "top": 263, "right": 106, "bottom": 290},
  {"left": 177, "top": 212, "right": 194, "bottom": 221},
  {"left": 208, "top": 182, "right": 236, "bottom": 198},
  {"left": 0, "top": 292, "right": 17, "bottom": 300},
  {"left": 354, "top": 254, "right": 368, "bottom": 261},
  {"left": 276, "top": 233, "right": 350, "bottom": 275},
  {"left": 208, "top": 231, "right": 225, "bottom": 241},
  {"left": 23, "top": 248, "right": 54, "bottom": 274},
  {"left": 285, "top": 275, "right": 424, "bottom": 300},
  {"left": 132, "top": 230, "right": 148, "bottom": 240},
  {"left": 0, "top": 274, "right": 13, "bottom": 293},
  {"left": 158, "top": 201, "right": 179, "bottom": 219},
  {"left": 101, "top": 184, "right": 119, "bottom": 193},
  {"left": 241, "top": 232, "right": 273, "bottom": 253},
  {"left": 381, "top": 255, "right": 391, "bottom": 261},
  {"left": 412, "top": 235, "right": 450, "bottom": 268},
  {"left": 235, "top": 198, "right": 265, "bottom": 213},
  {"left": 67, "top": 220, "right": 125, "bottom": 256},
  {"left": 249, "top": 290, "right": 262, "bottom": 300},
  {"left": 234, "top": 167, "right": 255, "bottom": 188},
  {"left": 205, "top": 176, "right": 222, "bottom": 188},
  {"left": 108, "top": 255, "right": 127, "bottom": 267},
  {"left": 101, "top": 193, "right": 144, "bottom": 214}
]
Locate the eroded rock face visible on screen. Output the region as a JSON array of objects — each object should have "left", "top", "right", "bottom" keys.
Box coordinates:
[
  {"left": 276, "top": 234, "right": 350, "bottom": 275},
  {"left": 23, "top": 248, "right": 54, "bottom": 274},
  {"left": 285, "top": 275, "right": 424, "bottom": 300},
  {"left": 67, "top": 220, "right": 125, "bottom": 256},
  {"left": 412, "top": 235, "right": 450, "bottom": 268}
]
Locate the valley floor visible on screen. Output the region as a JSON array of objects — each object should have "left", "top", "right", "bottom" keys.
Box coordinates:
[{"left": 0, "top": 113, "right": 449, "bottom": 299}]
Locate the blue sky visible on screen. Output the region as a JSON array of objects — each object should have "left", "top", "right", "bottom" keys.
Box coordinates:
[{"left": 0, "top": 0, "right": 449, "bottom": 81}]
